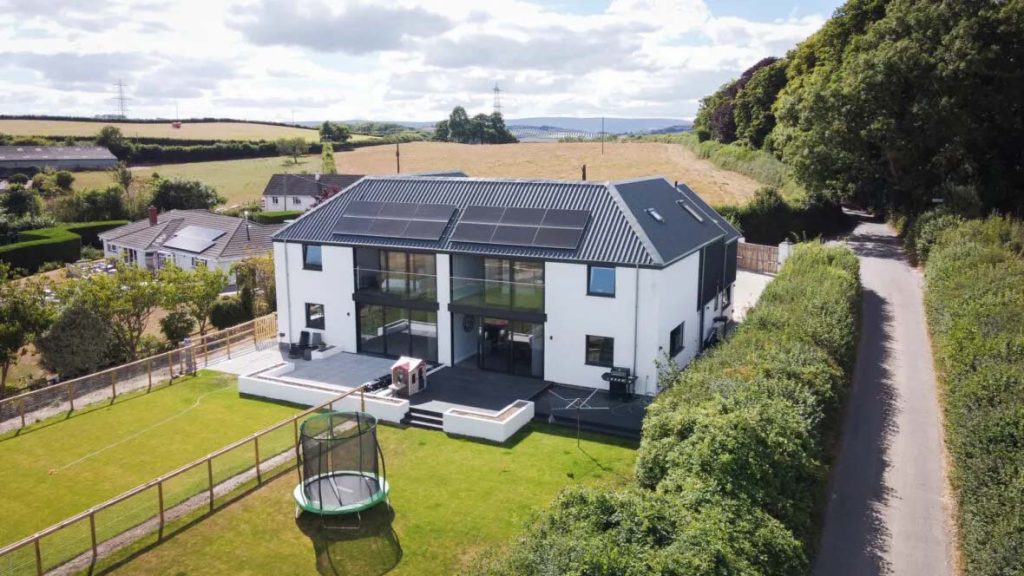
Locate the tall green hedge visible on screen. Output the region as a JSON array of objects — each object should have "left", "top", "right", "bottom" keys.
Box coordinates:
[
  {"left": 250, "top": 210, "right": 302, "bottom": 224},
  {"left": 474, "top": 243, "right": 861, "bottom": 575},
  {"left": 0, "top": 220, "right": 129, "bottom": 272},
  {"left": 924, "top": 217, "right": 1024, "bottom": 576}
]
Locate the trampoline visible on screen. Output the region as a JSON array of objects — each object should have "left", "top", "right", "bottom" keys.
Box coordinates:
[{"left": 294, "top": 411, "right": 390, "bottom": 516}]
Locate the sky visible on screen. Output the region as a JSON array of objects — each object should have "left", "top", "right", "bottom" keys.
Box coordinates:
[{"left": 0, "top": 0, "right": 844, "bottom": 123}]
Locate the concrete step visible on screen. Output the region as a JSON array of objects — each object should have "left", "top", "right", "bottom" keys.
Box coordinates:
[{"left": 402, "top": 415, "right": 444, "bottom": 431}]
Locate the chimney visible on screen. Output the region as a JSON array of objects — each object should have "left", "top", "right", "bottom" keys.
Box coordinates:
[
  {"left": 148, "top": 206, "right": 158, "bottom": 226},
  {"left": 581, "top": 164, "right": 587, "bottom": 181}
]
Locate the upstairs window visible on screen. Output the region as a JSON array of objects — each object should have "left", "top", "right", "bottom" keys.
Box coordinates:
[
  {"left": 587, "top": 266, "right": 616, "bottom": 297},
  {"left": 303, "top": 244, "right": 323, "bottom": 271}
]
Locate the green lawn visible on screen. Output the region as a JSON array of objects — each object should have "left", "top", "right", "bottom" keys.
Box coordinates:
[
  {"left": 0, "top": 371, "right": 299, "bottom": 546},
  {"left": 101, "top": 424, "right": 637, "bottom": 576}
]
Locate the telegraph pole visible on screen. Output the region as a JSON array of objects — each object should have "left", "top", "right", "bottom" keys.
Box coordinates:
[
  {"left": 601, "top": 116, "right": 605, "bottom": 155},
  {"left": 395, "top": 143, "right": 401, "bottom": 173}
]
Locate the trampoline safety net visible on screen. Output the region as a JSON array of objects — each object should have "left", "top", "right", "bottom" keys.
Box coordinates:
[{"left": 296, "top": 411, "right": 388, "bottom": 515}]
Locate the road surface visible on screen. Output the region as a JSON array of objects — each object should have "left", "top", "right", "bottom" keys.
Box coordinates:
[{"left": 814, "top": 216, "right": 956, "bottom": 575}]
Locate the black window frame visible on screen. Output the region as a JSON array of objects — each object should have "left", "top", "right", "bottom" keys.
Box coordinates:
[
  {"left": 669, "top": 322, "right": 684, "bottom": 356},
  {"left": 585, "top": 334, "right": 614, "bottom": 368},
  {"left": 302, "top": 244, "right": 323, "bottom": 271},
  {"left": 305, "top": 302, "right": 325, "bottom": 330},
  {"left": 586, "top": 265, "right": 616, "bottom": 298}
]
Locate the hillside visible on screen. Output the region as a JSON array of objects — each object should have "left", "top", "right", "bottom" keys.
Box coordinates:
[{"left": 0, "top": 119, "right": 320, "bottom": 142}]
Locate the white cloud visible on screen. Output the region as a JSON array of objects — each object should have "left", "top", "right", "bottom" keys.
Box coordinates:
[{"left": 0, "top": 0, "right": 833, "bottom": 121}]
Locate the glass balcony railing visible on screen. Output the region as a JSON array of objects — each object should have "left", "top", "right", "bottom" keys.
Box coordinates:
[
  {"left": 355, "top": 269, "right": 437, "bottom": 302},
  {"left": 451, "top": 277, "right": 545, "bottom": 313}
]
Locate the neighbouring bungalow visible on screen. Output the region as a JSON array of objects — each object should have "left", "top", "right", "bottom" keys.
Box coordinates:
[
  {"left": 261, "top": 173, "right": 364, "bottom": 212},
  {"left": 98, "top": 208, "right": 281, "bottom": 280},
  {"left": 0, "top": 145, "right": 118, "bottom": 173},
  {"left": 271, "top": 174, "right": 739, "bottom": 397}
]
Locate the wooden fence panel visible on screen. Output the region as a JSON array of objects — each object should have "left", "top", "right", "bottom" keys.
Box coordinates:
[{"left": 737, "top": 242, "right": 780, "bottom": 274}]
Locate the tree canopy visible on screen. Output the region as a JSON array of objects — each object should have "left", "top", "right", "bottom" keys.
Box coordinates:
[
  {"left": 149, "top": 177, "right": 223, "bottom": 211},
  {"left": 318, "top": 121, "right": 351, "bottom": 144},
  {"left": 36, "top": 302, "right": 113, "bottom": 378},
  {"left": 433, "top": 107, "right": 517, "bottom": 144},
  {"left": 0, "top": 263, "right": 52, "bottom": 394}
]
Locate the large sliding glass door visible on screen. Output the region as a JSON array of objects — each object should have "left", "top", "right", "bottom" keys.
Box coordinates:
[
  {"left": 357, "top": 304, "right": 437, "bottom": 362},
  {"left": 477, "top": 316, "right": 544, "bottom": 378}
]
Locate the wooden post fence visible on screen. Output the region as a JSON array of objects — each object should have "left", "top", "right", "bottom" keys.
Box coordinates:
[
  {"left": 157, "top": 482, "right": 165, "bottom": 540},
  {"left": 254, "top": 436, "right": 262, "bottom": 484},
  {"left": 207, "top": 459, "right": 214, "bottom": 512}
]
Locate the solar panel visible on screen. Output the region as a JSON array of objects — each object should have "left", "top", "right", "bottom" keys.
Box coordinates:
[
  {"left": 414, "top": 204, "right": 457, "bottom": 221},
  {"left": 403, "top": 220, "right": 449, "bottom": 240},
  {"left": 501, "top": 207, "right": 547, "bottom": 226},
  {"left": 333, "top": 216, "right": 374, "bottom": 235},
  {"left": 491, "top": 225, "right": 539, "bottom": 245},
  {"left": 541, "top": 209, "right": 590, "bottom": 229},
  {"left": 163, "top": 235, "right": 216, "bottom": 254},
  {"left": 344, "top": 201, "right": 384, "bottom": 217},
  {"left": 176, "top": 225, "right": 226, "bottom": 241},
  {"left": 369, "top": 218, "right": 409, "bottom": 236},
  {"left": 450, "top": 222, "right": 496, "bottom": 243},
  {"left": 461, "top": 206, "right": 505, "bottom": 224},
  {"left": 377, "top": 203, "right": 419, "bottom": 219},
  {"left": 533, "top": 227, "right": 584, "bottom": 250}
]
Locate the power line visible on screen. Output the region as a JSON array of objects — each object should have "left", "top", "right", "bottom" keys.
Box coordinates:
[{"left": 493, "top": 83, "right": 502, "bottom": 116}]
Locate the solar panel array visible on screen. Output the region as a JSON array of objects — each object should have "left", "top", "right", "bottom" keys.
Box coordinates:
[
  {"left": 450, "top": 206, "right": 590, "bottom": 250},
  {"left": 163, "top": 225, "right": 227, "bottom": 254},
  {"left": 333, "top": 201, "right": 457, "bottom": 241}
]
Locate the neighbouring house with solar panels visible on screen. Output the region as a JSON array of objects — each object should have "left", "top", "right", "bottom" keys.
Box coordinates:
[
  {"left": 261, "top": 173, "right": 364, "bottom": 212},
  {"left": 98, "top": 208, "right": 282, "bottom": 281},
  {"left": 270, "top": 174, "right": 739, "bottom": 397}
]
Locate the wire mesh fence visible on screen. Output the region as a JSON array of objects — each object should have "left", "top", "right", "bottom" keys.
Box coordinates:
[
  {"left": 0, "top": 385, "right": 370, "bottom": 576},
  {"left": 0, "top": 314, "right": 278, "bottom": 434}
]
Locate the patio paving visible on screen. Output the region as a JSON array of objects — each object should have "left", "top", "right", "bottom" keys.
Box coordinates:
[
  {"left": 411, "top": 367, "right": 549, "bottom": 414},
  {"left": 287, "top": 352, "right": 396, "bottom": 389},
  {"left": 533, "top": 384, "right": 651, "bottom": 438}
]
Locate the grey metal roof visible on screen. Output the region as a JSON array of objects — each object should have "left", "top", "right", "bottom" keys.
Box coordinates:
[
  {"left": 99, "top": 209, "right": 281, "bottom": 259},
  {"left": 273, "top": 176, "right": 734, "bottom": 267},
  {"left": 261, "top": 173, "right": 364, "bottom": 197},
  {"left": 675, "top": 182, "right": 741, "bottom": 242},
  {"left": 0, "top": 145, "right": 116, "bottom": 161}
]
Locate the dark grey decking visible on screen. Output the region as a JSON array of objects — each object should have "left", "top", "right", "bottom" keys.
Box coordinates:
[
  {"left": 412, "top": 367, "right": 548, "bottom": 414},
  {"left": 288, "top": 352, "right": 395, "bottom": 388}
]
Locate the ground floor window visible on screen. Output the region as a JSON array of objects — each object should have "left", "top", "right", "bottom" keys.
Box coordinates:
[
  {"left": 669, "top": 322, "right": 685, "bottom": 356},
  {"left": 357, "top": 304, "right": 437, "bottom": 362},
  {"left": 305, "top": 303, "right": 325, "bottom": 330},
  {"left": 585, "top": 335, "right": 614, "bottom": 367}
]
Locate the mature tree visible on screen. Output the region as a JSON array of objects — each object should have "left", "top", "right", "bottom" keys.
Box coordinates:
[
  {"left": 36, "top": 302, "right": 113, "bottom": 378},
  {"left": 321, "top": 142, "right": 337, "bottom": 174},
  {"left": 70, "top": 266, "right": 163, "bottom": 361},
  {"left": 109, "top": 161, "right": 133, "bottom": 195},
  {"left": 149, "top": 177, "right": 222, "bottom": 211},
  {"left": 276, "top": 137, "right": 310, "bottom": 164},
  {"left": 694, "top": 57, "right": 780, "bottom": 144},
  {"left": 447, "top": 106, "right": 472, "bottom": 142},
  {"left": 160, "top": 263, "right": 228, "bottom": 335},
  {"left": 1, "top": 185, "right": 40, "bottom": 217},
  {"left": 435, "top": 108, "right": 517, "bottom": 144},
  {"left": 733, "top": 59, "right": 789, "bottom": 149},
  {"left": 432, "top": 119, "right": 449, "bottom": 141},
  {"left": 318, "top": 121, "right": 351, "bottom": 144},
  {"left": 0, "top": 263, "right": 52, "bottom": 395},
  {"left": 232, "top": 254, "right": 275, "bottom": 318},
  {"left": 95, "top": 125, "right": 132, "bottom": 159},
  {"left": 210, "top": 296, "right": 250, "bottom": 330}
]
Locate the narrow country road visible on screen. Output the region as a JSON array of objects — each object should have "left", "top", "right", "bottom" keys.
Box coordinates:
[{"left": 814, "top": 215, "right": 956, "bottom": 576}]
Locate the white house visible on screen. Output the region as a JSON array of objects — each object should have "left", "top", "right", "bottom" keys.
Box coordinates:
[
  {"left": 261, "top": 173, "right": 364, "bottom": 212},
  {"left": 98, "top": 208, "right": 281, "bottom": 277},
  {"left": 271, "top": 175, "right": 739, "bottom": 397}
]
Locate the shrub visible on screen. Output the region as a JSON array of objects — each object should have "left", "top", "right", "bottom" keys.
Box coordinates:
[
  {"left": 159, "top": 311, "right": 195, "bottom": 345},
  {"left": 924, "top": 217, "right": 1024, "bottom": 576},
  {"left": 473, "top": 243, "right": 861, "bottom": 575},
  {"left": 36, "top": 303, "right": 114, "bottom": 378},
  {"left": 714, "top": 187, "right": 849, "bottom": 245},
  {"left": 209, "top": 296, "right": 251, "bottom": 330},
  {"left": 251, "top": 210, "right": 302, "bottom": 224},
  {"left": 7, "top": 173, "right": 29, "bottom": 185},
  {"left": 902, "top": 208, "right": 964, "bottom": 265},
  {"left": 54, "top": 170, "right": 74, "bottom": 190},
  {"left": 64, "top": 220, "right": 129, "bottom": 247}
]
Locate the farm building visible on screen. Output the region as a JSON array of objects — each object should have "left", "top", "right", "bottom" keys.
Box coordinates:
[
  {"left": 0, "top": 145, "right": 117, "bottom": 172},
  {"left": 267, "top": 174, "right": 738, "bottom": 402},
  {"left": 99, "top": 208, "right": 281, "bottom": 280},
  {"left": 261, "top": 173, "right": 364, "bottom": 212}
]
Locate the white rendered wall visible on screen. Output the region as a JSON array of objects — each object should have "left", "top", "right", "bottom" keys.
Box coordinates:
[
  {"left": 275, "top": 242, "right": 356, "bottom": 351},
  {"left": 637, "top": 251, "right": 703, "bottom": 394},
  {"left": 264, "top": 195, "right": 317, "bottom": 212}
]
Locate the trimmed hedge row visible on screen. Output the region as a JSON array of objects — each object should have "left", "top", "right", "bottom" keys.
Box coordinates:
[
  {"left": 474, "top": 243, "right": 861, "bottom": 575},
  {"left": 924, "top": 217, "right": 1024, "bottom": 576},
  {"left": 0, "top": 220, "right": 129, "bottom": 272},
  {"left": 716, "top": 187, "right": 850, "bottom": 245},
  {"left": 251, "top": 210, "right": 302, "bottom": 224}
]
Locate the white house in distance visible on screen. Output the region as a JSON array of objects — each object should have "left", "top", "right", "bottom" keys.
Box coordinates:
[
  {"left": 99, "top": 208, "right": 281, "bottom": 276},
  {"left": 261, "top": 173, "right": 364, "bottom": 212},
  {"left": 271, "top": 174, "right": 739, "bottom": 397}
]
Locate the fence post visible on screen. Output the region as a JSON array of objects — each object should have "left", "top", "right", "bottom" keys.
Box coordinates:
[
  {"left": 67, "top": 382, "right": 75, "bottom": 412},
  {"left": 360, "top": 388, "right": 365, "bottom": 412},
  {"left": 157, "top": 481, "right": 165, "bottom": 540},
  {"left": 226, "top": 334, "right": 232, "bottom": 359},
  {"left": 167, "top": 352, "right": 174, "bottom": 383},
  {"left": 252, "top": 327, "right": 258, "bottom": 351},
  {"left": 147, "top": 359, "right": 153, "bottom": 392},
  {"left": 34, "top": 539, "right": 42, "bottom": 576},
  {"left": 19, "top": 397, "right": 26, "bottom": 429},
  {"left": 89, "top": 511, "right": 97, "bottom": 559},
  {"left": 203, "top": 337, "right": 209, "bottom": 367},
  {"left": 207, "top": 459, "right": 214, "bottom": 512},
  {"left": 111, "top": 369, "right": 117, "bottom": 400},
  {"left": 254, "top": 436, "right": 262, "bottom": 484}
]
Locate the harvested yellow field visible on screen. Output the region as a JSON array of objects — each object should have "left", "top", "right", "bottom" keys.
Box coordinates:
[
  {"left": 74, "top": 142, "right": 761, "bottom": 208},
  {"left": 0, "top": 119, "right": 323, "bottom": 141}
]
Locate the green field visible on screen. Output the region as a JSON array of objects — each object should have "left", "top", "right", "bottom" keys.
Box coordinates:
[
  {"left": 0, "top": 371, "right": 299, "bottom": 546},
  {"left": 73, "top": 155, "right": 324, "bottom": 208},
  {"left": 0, "top": 119, "right": 321, "bottom": 142},
  {"left": 102, "top": 424, "right": 637, "bottom": 575}
]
